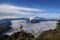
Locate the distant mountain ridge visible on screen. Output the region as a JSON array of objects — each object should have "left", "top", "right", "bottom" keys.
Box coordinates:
[
  {"left": 29, "top": 16, "right": 58, "bottom": 21},
  {"left": 27, "top": 16, "right": 58, "bottom": 23},
  {"left": 1, "top": 17, "right": 58, "bottom": 23}
]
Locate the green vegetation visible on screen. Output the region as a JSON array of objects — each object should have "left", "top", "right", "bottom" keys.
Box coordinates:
[
  {"left": 36, "top": 20, "right": 60, "bottom": 40},
  {"left": 0, "top": 20, "right": 60, "bottom": 40},
  {"left": 0, "top": 30, "right": 34, "bottom": 40}
]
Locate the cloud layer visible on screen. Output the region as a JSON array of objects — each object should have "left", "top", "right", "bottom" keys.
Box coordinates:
[
  {"left": 0, "top": 4, "right": 42, "bottom": 19},
  {"left": 0, "top": 4, "right": 41, "bottom": 14}
]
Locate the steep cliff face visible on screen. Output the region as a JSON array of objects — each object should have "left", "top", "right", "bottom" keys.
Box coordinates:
[{"left": 0, "top": 19, "right": 11, "bottom": 33}]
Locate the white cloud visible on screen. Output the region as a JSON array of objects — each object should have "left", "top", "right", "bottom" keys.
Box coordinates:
[
  {"left": 0, "top": 4, "right": 42, "bottom": 19},
  {"left": 0, "top": 4, "right": 41, "bottom": 15},
  {"left": 0, "top": 4, "right": 60, "bottom": 19}
]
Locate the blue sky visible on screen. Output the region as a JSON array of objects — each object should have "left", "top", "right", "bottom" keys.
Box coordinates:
[{"left": 0, "top": 0, "right": 60, "bottom": 19}]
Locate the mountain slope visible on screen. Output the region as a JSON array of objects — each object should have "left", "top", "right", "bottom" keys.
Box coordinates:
[{"left": 36, "top": 20, "right": 60, "bottom": 40}]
